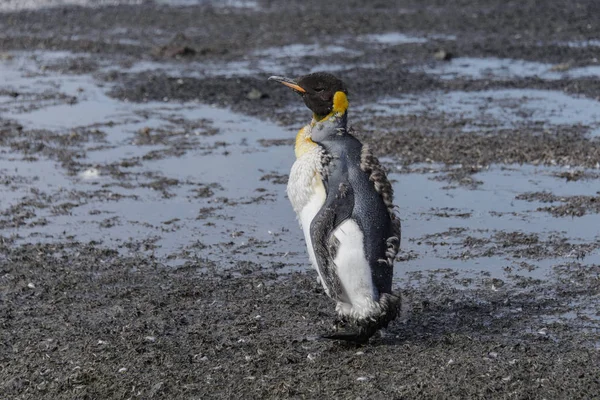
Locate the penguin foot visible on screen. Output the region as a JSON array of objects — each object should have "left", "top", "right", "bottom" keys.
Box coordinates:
[
  {"left": 321, "top": 327, "right": 374, "bottom": 345},
  {"left": 321, "top": 320, "right": 380, "bottom": 344},
  {"left": 322, "top": 292, "right": 403, "bottom": 344}
]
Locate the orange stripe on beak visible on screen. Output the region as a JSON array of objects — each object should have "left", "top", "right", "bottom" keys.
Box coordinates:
[
  {"left": 280, "top": 81, "right": 306, "bottom": 93},
  {"left": 268, "top": 76, "right": 306, "bottom": 93}
]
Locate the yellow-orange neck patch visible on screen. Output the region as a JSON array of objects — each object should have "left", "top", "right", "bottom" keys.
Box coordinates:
[
  {"left": 294, "top": 126, "right": 317, "bottom": 158},
  {"left": 295, "top": 92, "right": 349, "bottom": 158}
]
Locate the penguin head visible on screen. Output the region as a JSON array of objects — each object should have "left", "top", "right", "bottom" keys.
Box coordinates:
[{"left": 269, "top": 72, "right": 348, "bottom": 120}]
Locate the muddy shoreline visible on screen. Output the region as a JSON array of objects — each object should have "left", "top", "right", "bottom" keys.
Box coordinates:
[{"left": 1, "top": 1, "right": 600, "bottom": 398}]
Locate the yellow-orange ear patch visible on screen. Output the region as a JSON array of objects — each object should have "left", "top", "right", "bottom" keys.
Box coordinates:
[{"left": 332, "top": 91, "right": 349, "bottom": 114}]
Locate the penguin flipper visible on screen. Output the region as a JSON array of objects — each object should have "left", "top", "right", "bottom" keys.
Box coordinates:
[{"left": 309, "top": 154, "right": 355, "bottom": 301}]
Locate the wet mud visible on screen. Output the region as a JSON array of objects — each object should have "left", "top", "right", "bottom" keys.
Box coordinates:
[{"left": 1, "top": 0, "right": 600, "bottom": 398}]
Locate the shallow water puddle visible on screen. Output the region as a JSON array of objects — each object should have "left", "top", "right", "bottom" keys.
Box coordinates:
[
  {"left": 115, "top": 43, "right": 364, "bottom": 79},
  {"left": 559, "top": 39, "right": 600, "bottom": 48},
  {"left": 359, "top": 89, "right": 600, "bottom": 136},
  {"left": 415, "top": 57, "right": 600, "bottom": 80},
  {"left": 356, "top": 32, "right": 456, "bottom": 45},
  {"left": 115, "top": 33, "right": 453, "bottom": 78},
  {"left": 118, "top": 58, "right": 289, "bottom": 79},
  {"left": 395, "top": 164, "right": 600, "bottom": 279},
  {"left": 0, "top": 155, "right": 70, "bottom": 208},
  {"left": 0, "top": 53, "right": 313, "bottom": 270},
  {"left": 1, "top": 51, "right": 599, "bottom": 284},
  {"left": 0, "top": 0, "right": 146, "bottom": 12},
  {"left": 253, "top": 44, "right": 362, "bottom": 59},
  {"left": 153, "top": 0, "right": 261, "bottom": 8}
]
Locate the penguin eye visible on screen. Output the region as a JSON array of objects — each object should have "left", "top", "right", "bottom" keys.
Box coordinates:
[{"left": 314, "top": 87, "right": 325, "bottom": 93}]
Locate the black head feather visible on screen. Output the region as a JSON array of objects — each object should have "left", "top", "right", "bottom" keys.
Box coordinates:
[{"left": 296, "top": 72, "right": 348, "bottom": 116}]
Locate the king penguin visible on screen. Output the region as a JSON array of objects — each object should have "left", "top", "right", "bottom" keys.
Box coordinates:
[{"left": 269, "top": 72, "right": 402, "bottom": 343}]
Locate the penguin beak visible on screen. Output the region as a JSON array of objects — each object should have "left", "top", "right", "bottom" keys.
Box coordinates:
[{"left": 268, "top": 76, "right": 306, "bottom": 93}]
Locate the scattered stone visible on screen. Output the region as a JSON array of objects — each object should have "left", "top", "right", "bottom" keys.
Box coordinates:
[
  {"left": 550, "top": 62, "right": 572, "bottom": 72},
  {"left": 434, "top": 49, "right": 453, "bottom": 61},
  {"left": 246, "top": 88, "right": 268, "bottom": 100},
  {"left": 79, "top": 168, "right": 100, "bottom": 180}
]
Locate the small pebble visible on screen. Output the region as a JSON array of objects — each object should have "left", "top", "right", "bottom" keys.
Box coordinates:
[
  {"left": 246, "top": 88, "right": 265, "bottom": 100},
  {"left": 433, "top": 49, "right": 453, "bottom": 61},
  {"left": 79, "top": 168, "right": 100, "bottom": 180},
  {"left": 550, "top": 62, "right": 572, "bottom": 72}
]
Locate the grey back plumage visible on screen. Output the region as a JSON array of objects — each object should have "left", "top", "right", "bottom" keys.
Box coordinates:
[{"left": 310, "top": 118, "right": 400, "bottom": 301}]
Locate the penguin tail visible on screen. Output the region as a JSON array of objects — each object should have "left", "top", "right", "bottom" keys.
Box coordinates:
[{"left": 322, "top": 291, "right": 402, "bottom": 344}]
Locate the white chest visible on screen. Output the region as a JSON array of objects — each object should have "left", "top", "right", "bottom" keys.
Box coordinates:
[
  {"left": 286, "top": 147, "right": 326, "bottom": 217},
  {"left": 286, "top": 147, "right": 329, "bottom": 292}
]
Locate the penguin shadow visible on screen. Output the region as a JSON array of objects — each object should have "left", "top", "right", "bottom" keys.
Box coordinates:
[
  {"left": 353, "top": 288, "right": 536, "bottom": 347},
  {"left": 304, "top": 278, "right": 553, "bottom": 349}
]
